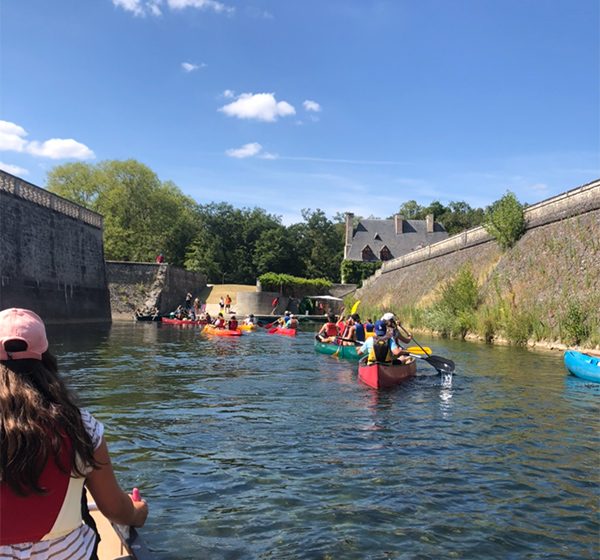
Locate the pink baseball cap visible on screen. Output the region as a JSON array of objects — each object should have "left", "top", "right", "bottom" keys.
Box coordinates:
[{"left": 0, "top": 308, "right": 48, "bottom": 361}]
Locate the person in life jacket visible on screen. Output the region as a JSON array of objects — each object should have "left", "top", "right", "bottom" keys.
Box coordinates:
[
  {"left": 351, "top": 313, "right": 366, "bottom": 343},
  {"left": 358, "top": 319, "right": 410, "bottom": 364},
  {"left": 316, "top": 314, "right": 339, "bottom": 343},
  {"left": 214, "top": 313, "right": 226, "bottom": 328},
  {"left": 227, "top": 316, "right": 238, "bottom": 330},
  {"left": 381, "top": 312, "right": 412, "bottom": 349},
  {"left": 0, "top": 308, "right": 148, "bottom": 559}
]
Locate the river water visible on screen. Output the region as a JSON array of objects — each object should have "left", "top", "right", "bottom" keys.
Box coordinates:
[{"left": 48, "top": 321, "right": 599, "bottom": 559}]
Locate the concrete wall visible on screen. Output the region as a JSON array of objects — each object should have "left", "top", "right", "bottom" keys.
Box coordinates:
[
  {"left": 236, "top": 291, "right": 290, "bottom": 316},
  {"left": 0, "top": 171, "right": 111, "bottom": 324},
  {"left": 106, "top": 261, "right": 207, "bottom": 317}
]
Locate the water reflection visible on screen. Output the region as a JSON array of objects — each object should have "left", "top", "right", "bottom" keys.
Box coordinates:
[{"left": 51, "top": 322, "right": 599, "bottom": 559}]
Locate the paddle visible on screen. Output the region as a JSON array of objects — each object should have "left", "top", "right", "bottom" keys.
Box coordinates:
[
  {"left": 397, "top": 323, "right": 455, "bottom": 375},
  {"left": 350, "top": 300, "right": 361, "bottom": 315},
  {"left": 408, "top": 352, "right": 455, "bottom": 374}
]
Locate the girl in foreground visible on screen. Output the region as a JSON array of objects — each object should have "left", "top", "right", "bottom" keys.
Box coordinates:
[{"left": 0, "top": 308, "right": 148, "bottom": 559}]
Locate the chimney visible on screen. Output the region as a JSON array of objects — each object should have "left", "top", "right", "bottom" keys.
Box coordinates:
[
  {"left": 426, "top": 213, "right": 434, "bottom": 233},
  {"left": 344, "top": 212, "right": 354, "bottom": 259},
  {"left": 394, "top": 214, "right": 405, "bottom": 234}
]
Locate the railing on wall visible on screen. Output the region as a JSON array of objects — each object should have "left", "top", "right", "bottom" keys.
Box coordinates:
[
  {"left": 360, "top": 178, "right": 600, "bottom": 289},
  {"left": 0, "top": 170, "right": 103, "bottom": 229}
]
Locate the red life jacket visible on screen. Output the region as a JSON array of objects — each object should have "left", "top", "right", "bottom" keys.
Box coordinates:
[
  {"left": 324, "top": 322, "right": 338, "bottom": 337},
  {"left": 0, "top": 434, "right": 84, "bottom": 545},
  {"left": 228, "top": 320, "right": 238, "bottom": 330}
]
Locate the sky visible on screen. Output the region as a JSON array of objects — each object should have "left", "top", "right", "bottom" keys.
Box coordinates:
[{"left": 1, "top": 0, "right": 598, "bottom": 224}]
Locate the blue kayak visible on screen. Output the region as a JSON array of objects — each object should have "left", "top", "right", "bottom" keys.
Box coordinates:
[{"left": 564, "top": 350, "right": 600, "bottom": 383}]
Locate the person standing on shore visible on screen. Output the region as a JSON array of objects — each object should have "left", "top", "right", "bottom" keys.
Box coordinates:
[
  {"left": 225, "top": 294, "right": 232, "bottom": 314},
  {"left": 0, "top": 308, "right": 148, "bottom": 558}
]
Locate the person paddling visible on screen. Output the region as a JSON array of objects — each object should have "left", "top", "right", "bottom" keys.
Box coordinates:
[
  {"left": 381, "top": 312, "right": 412, "bottom": 349},
  {"left": 352, "top": 313, "right": 366, "bottom": 343},
  {"left": 0, "top": 308, "right": 148, "bottom": 558},
  {"left": 316, "top": 314, "right": 339, "bottom": 343},
  {"left": 357, "top": 319, "right": 411, "bottom": 364}
]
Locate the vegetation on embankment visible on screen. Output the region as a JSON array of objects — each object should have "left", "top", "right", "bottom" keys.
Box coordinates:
[{"left": 351, "top": 209, "right": 600, "bottom": 350}]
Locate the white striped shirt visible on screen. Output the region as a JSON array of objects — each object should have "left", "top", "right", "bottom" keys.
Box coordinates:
[{"left": 0, "top": 409, "right": 104, "bottom": 560}]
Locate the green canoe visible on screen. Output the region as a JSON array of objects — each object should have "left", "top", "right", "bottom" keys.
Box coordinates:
[{"left": 314, "top": 340, "right": 361, "bottom": 361}]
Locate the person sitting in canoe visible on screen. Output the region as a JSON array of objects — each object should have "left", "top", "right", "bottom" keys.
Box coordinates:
[
  {"left": 213, "top": 313, "right": 226, "bottom": 329},
  {"left": 364, "top": 318, "right": 374, "bottom": 337},
  {"left": 336, "top": 314, "right": 346, "bottom": 335},
  {"left": 227, "top": 316, "right": 238, "bottom": 330},
  {"left": 287, "top": 314, "right": 299, "bottom": 330},
  {"left": 348, "top": 313, "right": 366, "bottom": 343},
  {"left": 277, "top": 310, "right": 291, "bottom": 326},
  {"left": 381, "top": 312, "right": 412, "bottom": 349},
  {"left": 316, "top": 314, "right": 339, "bottom": 343},
  {"left": 358, "top": 320, "right": 411, "bottom": 364},
  {"left": 340, "top": 315, "right": 356, "bottom": 345},
  {"left": 243, "top": 314, "right": 256, "bottom": 325}
]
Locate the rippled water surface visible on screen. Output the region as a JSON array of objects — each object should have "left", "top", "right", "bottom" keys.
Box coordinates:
[{"left": 48, "top": 322, "right": 599, "bottom": 559}]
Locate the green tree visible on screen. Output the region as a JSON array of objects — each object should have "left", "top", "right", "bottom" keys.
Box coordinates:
[
  {"left": 293, "top": 209, "right": 344, "bottom": 282},
  {"left": 484, "top": 191, "right": 526, "bottom": 249},
  {"left": 47, "top": 160, "right": 199, "bottom": 266}
]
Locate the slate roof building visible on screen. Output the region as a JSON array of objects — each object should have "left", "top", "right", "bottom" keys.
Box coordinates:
[{"left": 343, "top": 212, "right": 448, "bottom": 262}]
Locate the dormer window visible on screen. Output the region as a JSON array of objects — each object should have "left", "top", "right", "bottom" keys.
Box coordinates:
[
  {"left": 380, "top": 245, "right": 392, "bottom": 261},
  {"left": 361, "top": 245, "right": 376, "bottom": 261},
  {"left": 373, "top": 233, "right": 382, "bottom": 241}
]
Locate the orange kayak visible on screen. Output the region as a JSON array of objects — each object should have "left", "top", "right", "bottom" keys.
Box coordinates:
[{"left": 204, "top": 325, "right": 242, "bottom": 337}]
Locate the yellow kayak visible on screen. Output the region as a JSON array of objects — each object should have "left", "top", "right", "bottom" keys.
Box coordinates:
[{"left": 239, "top": 324, "right": 257, "bottom": 331}]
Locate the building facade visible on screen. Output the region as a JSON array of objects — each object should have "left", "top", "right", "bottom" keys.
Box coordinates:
[{"left": 343, "top": 212, "right": 448, "bottom": 262}]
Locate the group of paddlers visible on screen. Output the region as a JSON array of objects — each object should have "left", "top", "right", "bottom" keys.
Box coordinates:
[
  {"left": 273, "top": 310, "right": 300, "bottom": 330},
  {"left": 317, "top": 312, "right": 414, "bottom": 364}
]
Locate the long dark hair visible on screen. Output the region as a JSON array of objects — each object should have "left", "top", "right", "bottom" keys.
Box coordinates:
[{"left": 0, "top": 341, "right": 99, "bottom": 496}]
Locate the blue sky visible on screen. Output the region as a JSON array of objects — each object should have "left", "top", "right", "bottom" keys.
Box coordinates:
[{"left": 1, "top": 0, "right": 598, "bottom": 224}]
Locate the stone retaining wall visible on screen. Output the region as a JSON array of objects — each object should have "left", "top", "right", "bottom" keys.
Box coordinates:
[
  {"left": 0, "top": 171, "right": 111, "bottom": 324},
  {"left": 106, "top": 261, "right": 207, "bottom": 317}
]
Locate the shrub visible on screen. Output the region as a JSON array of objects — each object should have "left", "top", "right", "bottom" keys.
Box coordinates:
[
  {"left": 502, "top": 309, "right": 534, "bottom": 346},
  {"left": 561, "top": 302, "right": 590, "bottom": 346},
  {"left": 258, "top": 272, "right": 332, "bottom": 297},
  {"left": 484, "top": 191, "right": 526, "bottom": 250},
  {"left": 422, "top": 266, "right": 480, "bottom": 338}
]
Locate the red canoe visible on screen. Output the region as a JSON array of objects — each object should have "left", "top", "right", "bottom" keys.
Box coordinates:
[
  {"left": 203, "top": 324, "right": 242, "bottom": 337},
  {"left": 358, "top": 358, "right": 417, "bottom": 389},
  {"left": 268, "top": 327, "right": 297, "bottom": 337},
  {"left": 161, "top": 317, "right": 206, "bottom": 326}
]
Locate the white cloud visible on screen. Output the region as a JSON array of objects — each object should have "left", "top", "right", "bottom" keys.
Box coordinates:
[
  {"left": 223, "top": 89, "right": 235, "bottom": 98},
  {"left": 303, "top": 99, "right": 321, "bottom": 112},
  {"left": 259, "top": 152, "right": 278, "bottom": 160},
  {"left": 226, "top": 142, "right": 263, "bottom": 159},
  {"left": 0, "top": 120, "right": 95, "bottom": 161},
  {"left": 219, "top": 92, "right": 296, "bottom": 122},
  {"left": 0, "top": 120, "right": 28, "bottom": 152},
  {"left": 181, "top": 61, "right": 205, "bottom": 72},
  {"left": 167, "top": 0, "right": 233, "bottom": 14},
  {"left": 112, "top": 0, "right": 145, "bottom": 16},
  {"left": 0, "top": 162, "right": 29, "bottom": 176},
  {"left": 112, "top": 0, "right": 233, "bottom": 16},
  {"left": 27, "top": 139, "right": 95, "bottom": 160}
]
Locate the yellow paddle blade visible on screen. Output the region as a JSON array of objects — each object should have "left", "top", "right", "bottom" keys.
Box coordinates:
[
  {"left": 350, "top": 300, "right": 361, "bottom": 314},
  {"left": 406, "top": 346, "right": 432, "bottom": 355}
]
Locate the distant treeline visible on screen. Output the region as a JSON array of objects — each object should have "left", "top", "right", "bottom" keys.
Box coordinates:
[{"left": 47, "top": 159, "right": 495, "bottom": 284}]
